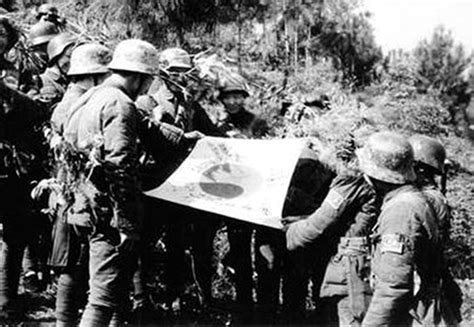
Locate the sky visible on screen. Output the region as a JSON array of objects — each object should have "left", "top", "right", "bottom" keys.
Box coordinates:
[{"left": 362, "top": 0, "right": 473, "bottom": 53}]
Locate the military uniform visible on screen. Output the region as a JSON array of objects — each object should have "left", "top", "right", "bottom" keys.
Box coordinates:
[
  {"left": 51, "top": 83, "right": 88, "bottom": 135},
  {"left": 151, "top": 83, "right": 223, "bottom": 306},
  {"left": 0, "top": 55, "right": 48, "bottom": 319},
  {"left": 421, "top": 184, "right": 450, "bottom": 244},
  {"left": 63, "top": 63, "right": 185, "bottom": 323},
  {"left": 22, "top": 59, "right": 69, "bottom": 293},
  {"left": 215, "top": 107, "right": 269, "bottom": 318},
  {"left": 362, "top": 185, "right": 444, "bottom": 326},
  {"left": 39, "top": 65, "right": 68, "bottom": 110},
  {"left": 216, "top": 108, "right": 268, "bottom": 138},
  {"left": 286, "top": 174, "right": 378, "bottom": 326},
  {"left": 49, "top": 81, "right": 90, "bottom": 325}
]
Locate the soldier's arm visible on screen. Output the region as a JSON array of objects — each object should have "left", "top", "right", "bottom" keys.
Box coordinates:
[
  {"left": 102, "top": 100, "right": 140, "bottom": 234},
  {"left": 136, "top": 109, "right": 184, "bottom": 155},
  {"left": 193, "top": 103, "right": 225, "bottom": 137},
  {"left": 0, "top": 80, "right": 49, "bottom": 125},
  {"left": 362, "top": 204, "right": 417, "bottom": 326},
  {"left": 285, "top": 175, "right": 369, "bottom": 250}
]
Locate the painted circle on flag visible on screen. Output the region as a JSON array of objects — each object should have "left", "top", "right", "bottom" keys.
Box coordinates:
[{"left": 199, "top": 163, "right": 262, "bottom": 199}]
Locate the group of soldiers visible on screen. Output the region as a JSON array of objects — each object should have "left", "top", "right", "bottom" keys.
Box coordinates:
[{"left": 0, "top": 5, "right": 465, "bottom": 327}]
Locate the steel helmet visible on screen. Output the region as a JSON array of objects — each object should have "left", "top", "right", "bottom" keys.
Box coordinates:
[
  {"left": 159, "top": 47, "right": 192, "bottom": 71},
  {"left": 108, "top": 39, "right": 158, "bottom": 76},
  {"left": 36, "top": 4, "right": 59, "bottom": 19},
  {"left": 409, "top": 134, "right": 446, "bottom": 174},
  {"left": 357, "top": 131, "right": 416, "bottom": 184},
  {"left": 28, "top": 21, "right": 59, "bottom": 47},
  {"left": 219, "top": 72, "right": 249, "bottom": 97},
  {"left": 47, "top": 32, "right": 76, "bottom": 63},
  {"left": 68, "top": 43, "right": 112, "bottom": 76}
]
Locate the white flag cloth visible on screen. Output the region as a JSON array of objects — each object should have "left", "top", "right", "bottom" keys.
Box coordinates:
[{"left": 144, "top": 137, "right": 307, "bottom": 229}]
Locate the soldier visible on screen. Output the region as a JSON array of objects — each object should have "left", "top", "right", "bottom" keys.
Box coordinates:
[
  {"left": 51, "top": 43, "right": 112, "bottom": 135},
  {"left": 215, "top": 72, "right": 266, "bottom": 321},
  {"left": 152, "top": 47, "right": 223, "bottom": 309},
  {"left": 62, "top": 39, "right": 197, "bottom": 326},
  {"left": 409, "top": 135, "right": 450, "bottom": 241},
  {"left": 284, "top": 169, "right": 378, "bottom": 326},
  {"left": 0, "top": 16, "right": 49, "bottom": 322},
  {"left": 21, "top": 33, "right": 76, "bottom": 295},
  {"left": 216, "top": 72, "right": 268, "bottom": 137},
  {"left": 356, "top": 131, "right": 449, "bottom": 326},
  {"left": 39, "top": 32, "right": 77, "bottom": 110},
  {"left": 49, "top": 43, "right": 112, "bottom": 327},
  {"left": 409, "top": 134, "right": 463, "bottom": 324},
  {"left": 27, "top": 20, "right": 59, "bottom": 73}
]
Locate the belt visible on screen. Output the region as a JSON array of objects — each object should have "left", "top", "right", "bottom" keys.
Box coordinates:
[{"left": 338, "top": 236, "right": 369, "bottom": 255}]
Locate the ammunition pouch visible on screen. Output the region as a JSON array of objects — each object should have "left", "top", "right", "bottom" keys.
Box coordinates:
[{"left": 320, "top": 237, "right": 371, "bottom": 320}]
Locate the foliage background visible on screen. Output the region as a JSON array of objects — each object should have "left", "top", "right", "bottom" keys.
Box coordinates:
[{"left": 3, "top": 0, "right": 473, "bottom": 323}]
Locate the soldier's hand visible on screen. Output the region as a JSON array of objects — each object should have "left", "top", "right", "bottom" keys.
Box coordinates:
[
  {"left": 281, "top": 215, "right": 307, "bottom": 226},
  {"left": 183, "top": 130, "right": 205, "bottom": 140},
  {"left": 118, "top": 231, "right": 140, "bottom": 253}
]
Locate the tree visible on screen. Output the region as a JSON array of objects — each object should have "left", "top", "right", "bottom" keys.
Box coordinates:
[
  {"left": 313, "top": 0, "right": 382, "bottom": 87},
  {"left": 414, "top": 25, "right": 473, "bottom": 128}
]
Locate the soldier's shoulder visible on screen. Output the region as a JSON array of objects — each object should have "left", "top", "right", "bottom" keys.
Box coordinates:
[
  {"left": 382, "top": 186, "right": 433, "bottom": 228},
  {"left": 329, "top": 174, "right": 372, "bottom": 198}
]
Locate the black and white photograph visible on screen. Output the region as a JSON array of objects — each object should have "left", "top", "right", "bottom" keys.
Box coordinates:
[{"left": 0, "top": 0, "right": 472, "bottom": 325}]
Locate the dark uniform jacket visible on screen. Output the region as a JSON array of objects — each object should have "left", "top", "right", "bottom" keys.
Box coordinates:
[
  {"left": 362, "top": 185, "right": 442, "bottom": 326},
  {"left": 0, "top": 60, "right": 48, "bottom": 216},
  {"left": 217, "top": 108, "right": 269, "bottom": 139}
]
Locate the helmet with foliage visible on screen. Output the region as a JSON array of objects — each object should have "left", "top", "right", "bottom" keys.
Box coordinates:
[
  {"left": 28, "top": 21, "right": 59, "bottom": 47},
  {"left": 159, "top": 47, "right": 192, "bottom": 72},
  {"left": 357, "top": 131, "right": 416, "bottom": 184},
  {"left": 218, "top": 72, "right": 249, "bottom": 97},
  {"left": 68, "top": 43, "right": 112, "bottom": 76},
  {"left": 108, "top": 39, "right": 158, "bottom": 76},
  {"left": 47, "top": 33, "right": 76, "bottom": 63},
  {"left": 409, "top": 134, "right": 446, "bottom": 174},
  {"left": 36, "top": 4, "right": 59, "bottom": 20}
]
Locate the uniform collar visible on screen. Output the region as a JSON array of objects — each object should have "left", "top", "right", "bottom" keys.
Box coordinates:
[
  {"left": 101, "top": 78, "right": 131, "bottom": 97},
  {"left": 383, "top": 184, "right": 417, "bottom": 205}
]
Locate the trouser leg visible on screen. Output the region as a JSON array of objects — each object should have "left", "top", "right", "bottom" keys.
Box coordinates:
[
  {"left": 80, "top": 304, "right": 113, "bottom": 327},
  {"left": 282, "top": 249, "right": 309, "bottom": 324},
  {"left": 55, "top": 265, "right": 88, "bottom": 324},
  {"left": 163, "top": 218, "right": 186, "bottom": 304},
  {"left": 227, "top": 222, "right": 253, "bottom": 312},
  {"left": 0, "top": 239, "right": 24, "bottom": 312},
  {"left": 189, "top": 215, "right": 218, "bottom": 303},
  {"left": 79, "top": 226, "right": 137, "bottom": 327},
  {"left": 255, "top": 228, "right": 283, "bottom": 324},
  {"left": 0, "top": 213, "right": 29, "bottom": 315}
]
